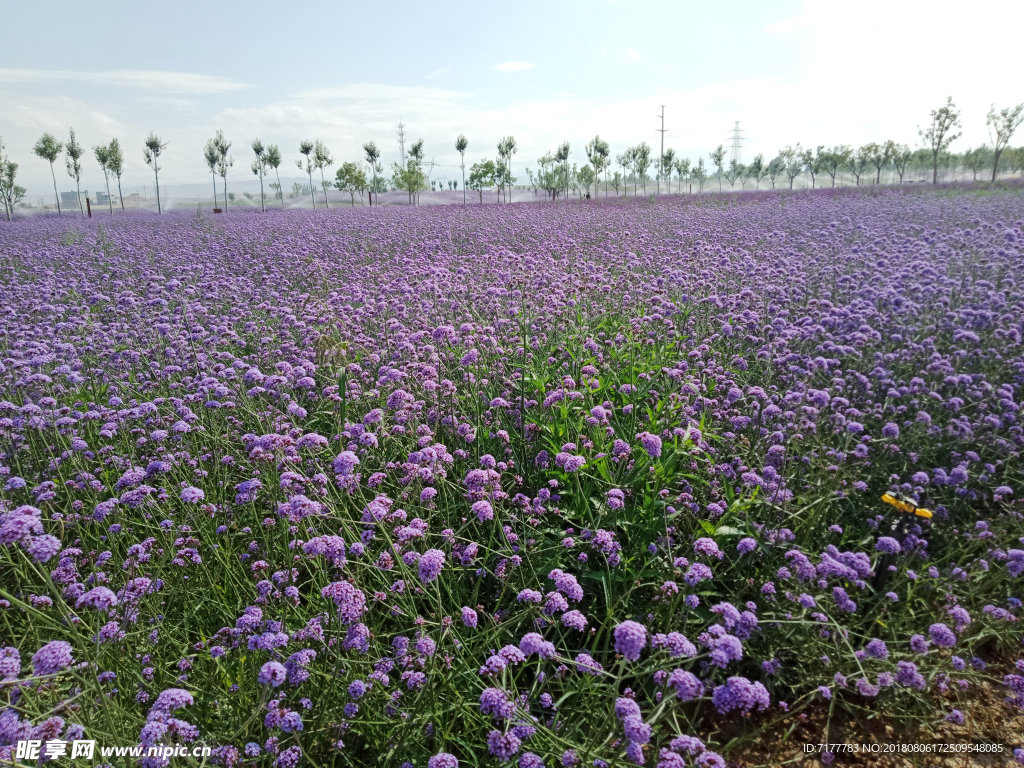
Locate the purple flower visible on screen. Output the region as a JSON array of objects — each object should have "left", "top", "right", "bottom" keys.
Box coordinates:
[
  {"left": 0, "top": 647, "right": 21, "bottom": 680},
  {"left": 461, "top": 606, "right": 478, "bottom": 628},
  {"left": 321, "top": 581, "right": 367, "bottom": 623},
  {"left": 929, "top": 623, "right": 957, "bottom": 648},
  {"left": 864, "top": 639, "right": 888, "bottom": 659},
  {"left": 561, "top": 610, "right": 587, "bottom": 632},
  {"left": 258, "top": 662, "right": 287, "bottom": 687},
  {"left": 910, "top": 634, "right": 929, "bottom": 654},
  {"left": 479, "top": 687, "right": 514, "bottom": 720},
  {"left": 737, "top": 538, "right": 757, "bottom": 554},
  {"left": 428, "top": 754, "right": 458, "bottom": 768},
  {"left": 711, "top": 677, "right": 770, "bottom": 714},
  {"left": 519, "top": 632, "right": 555, "bottom": 659},
  {"left": 637, "top": 432, "right": 662, "bottom": 458},
  {"left": 693, "top": 538, "right": 723, "bottom": 560},
  {"left": 875, "top": 537, "right": 901, "bottom": 554},
  {"left": 76, "top": 587, "right": 118, "bottom": 612},
  {"left": 180, "top": 486, "right": 205, "bottom": 503},
  {"left": 31, "top": 640, "right": 74, "bottom": 675},
  {"left": 487, "top": 730, "right": 521, "bottom": 759},
  {"left": 472, "top": 500, "right": 494, "bottom": 521},
  {"left": 667, "top": 669, "right": 704, "bottom": 701},
  {"left": 613, "top": 620, "right": 647, "bottom": 661},
  {"left": 419, "top": 549, "right": 446, "bottom": 583}
]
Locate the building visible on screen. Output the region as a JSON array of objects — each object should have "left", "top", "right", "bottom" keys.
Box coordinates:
[
  {"left": 61, "top": 191, "right": 81, "bottom": 209},
  {"left": 96, "top": 191, "right": 117, "bottom": 205}
]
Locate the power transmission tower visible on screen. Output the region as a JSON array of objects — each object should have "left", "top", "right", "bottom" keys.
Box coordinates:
[
  {"left": 729, "top": 121, "right": 745, "bottom": 164},
  {"left": 397, "top": 118, "right": 406, "bottom": 165},
  {"left": 656, "top": 105, "right": 669, "bottom": 195}
]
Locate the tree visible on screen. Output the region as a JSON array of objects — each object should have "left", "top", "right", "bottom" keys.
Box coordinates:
[
  {"left": 691, "top": 157, "right": 708, "bottom": 192},
  {"left": 537, "top": 153, "right": 559, "bottom": 199},
  {"left": 781, "top": 144, "right": 803, "bottom": 189},
  {"left": 203, "top": 138, "right": 220, "bottom": 208},
  {"left": 496, "top": 136, "right": 517, "bottom": 203},
  {"left": 847, "top": 146, "right": 870, "bottom": 185},
  {"left": 963, "top": 145, "right": 989, "bottom": 181},
  {"left": 862, "top": 142, "right": 885, "bottom": 185},
  {"left": 819, "top": 145, "right": 850, "bottom": 187},
  {"left": 265, "top": 144, "right": 284, "bottom": 206},
  {"left": 93, "top": 143, "right": 114, "bottom": 214},
  {"left": 408, "top": 139, "right": 426, "bottom": 205},
  {"left": 660, "top": 148, "right": 675, "bottom": 193},
  {"left": 986, "top": 103, "right": 1024, "bottom": 182},
  {"left": 65, "top": 128, "right": 84, "bottom": 215},
  {"left": 455, "top": 134, "right": 468, "bottom": 204},
  {"left": 610, "top": 170, "right": 623, "bottom": 195},
  {"left": 890, "top": 143, "right": 912, "bottom": 183},
  {"left": 0, "top": 136, "right": 23, "bottom": 221},
  {"left": 634, "top": 142, "right": 652, "bottom": 194},
  {"left": 143, "top": 132, "right": 168, "bottom": 214},
  {"left": 800, "top": 146, "right": 821, "bottom": 188},
  {"left": 554, "top": 141, "right": 570, "bottom": 199},
  {"left": 214, "top": 130, "right": 233, "bottom": 211},
  {"left": 724, "top": 159, "right": 742, "bottom": 189},
  {"left": 1011, "top": 146, "right": 1024, "bottom": 178},
  {"left": 468, "top": 159, "right": 495, "bottom": 203},
  {"left": 709, "top": 144, "right": 725, "bottom": 191},
  {"left": 749, "top": 153, "right": 768, "bottom": 189},
  {"left": 106, "top": 138, "right": 124, "bottom": 211},
  {"left": 363, "top": 142, "right": 381, "bottom": 206},
  {"left": 335, "top": 161, "right": 366, "bottom": 206},
  {"left": 615, "top": 150, "right": 631, "bottom": 196},
  {"left": 314, "top": 139, "right": 334, "bottom": 208},
  {"left": 577, "top": 164, "right": 596, "bottom": 197},
  {"left": 251, "top": 138, "right": 268, "bottom": 212},
  {"left": 919, "top": 96, "right": 962, "bottom": 184},
  {"left": 34, "top": 132, "right": 64, "bottom": 216},
  {"left": 767, "top": 154, "right": 784, "bottom": 189},
  {"left": 585, "top": 135, "right": 610, "bottom": 197},
  {"left": 674, "top": 157, "right": 691, "bottom": 192},
  {"left": 0, "top": 158, "right": 25, "bottom": 221},
  {"left": 297, "top": 141, "right": 316, "bottom": 208}
]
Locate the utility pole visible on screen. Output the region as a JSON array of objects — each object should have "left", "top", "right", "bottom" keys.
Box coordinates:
[{"left": 656, "top": 105, "right": 668, "bottom": 195}]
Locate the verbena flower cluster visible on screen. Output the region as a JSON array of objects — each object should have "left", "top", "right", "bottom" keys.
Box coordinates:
[{"left": 1, "top": 188, "right": 1023, "bottom": 767}]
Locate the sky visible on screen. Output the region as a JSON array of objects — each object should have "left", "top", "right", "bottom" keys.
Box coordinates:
[{"left": 2, "top": 0, "right": 1023, "bottom": 197}]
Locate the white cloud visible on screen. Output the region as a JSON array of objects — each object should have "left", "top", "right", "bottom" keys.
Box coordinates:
[
  {"left": 494, "top": 61, "right": 536, "bottom": 72},
  {"left": 0, "top": 69, "right": 249, "bottom": 94},
  {"left": 424, "top": 67, "right": 451, "bottom": 80}
]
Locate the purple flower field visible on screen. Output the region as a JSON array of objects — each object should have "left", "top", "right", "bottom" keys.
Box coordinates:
[{"left": 1, "top": 188, "right": 1023, "bottom": 766}]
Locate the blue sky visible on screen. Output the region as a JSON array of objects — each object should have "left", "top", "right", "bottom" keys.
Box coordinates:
[{"left": 2, "top": 0, "right": 1022, "bottom": 195}]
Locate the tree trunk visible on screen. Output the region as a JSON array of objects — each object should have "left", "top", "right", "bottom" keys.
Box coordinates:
[
  {"left": 223, "top": 175, "right": 228, "bottom": 211},
  {"left": 105, "top": 173, "right": 113, "bottom": 215},
  {"left": 275, "top": 169, "right": 283, "bottom": 207},
  {"left": 308, "top": 170, "right": 316, "bottom": 209},
  {"left": 211, "top": 171, "right": 218, "bottom": 208},
  {"left": 319, "top": 168, "right": 330, "bottom": 208},
  {"left": 932, "top": 152, "right": 938, "bottom": 185},
  {"left": 75, "top": 179, "right": 83, "bottom": 216},
  {"left": 51, "top": 163, "right": 62, "bottom": 216},
  {"left": 117, "top": 176, "right": 124, "bottom": 211},
  {"left": 259, "top": 175, "right": 265, "bottom": 212},
  {"left": 155, "top": 169, "right": 162, "bottom": 214},
  {"left": 992, "top": 150, "right": 1001, "bottom": 183}
]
